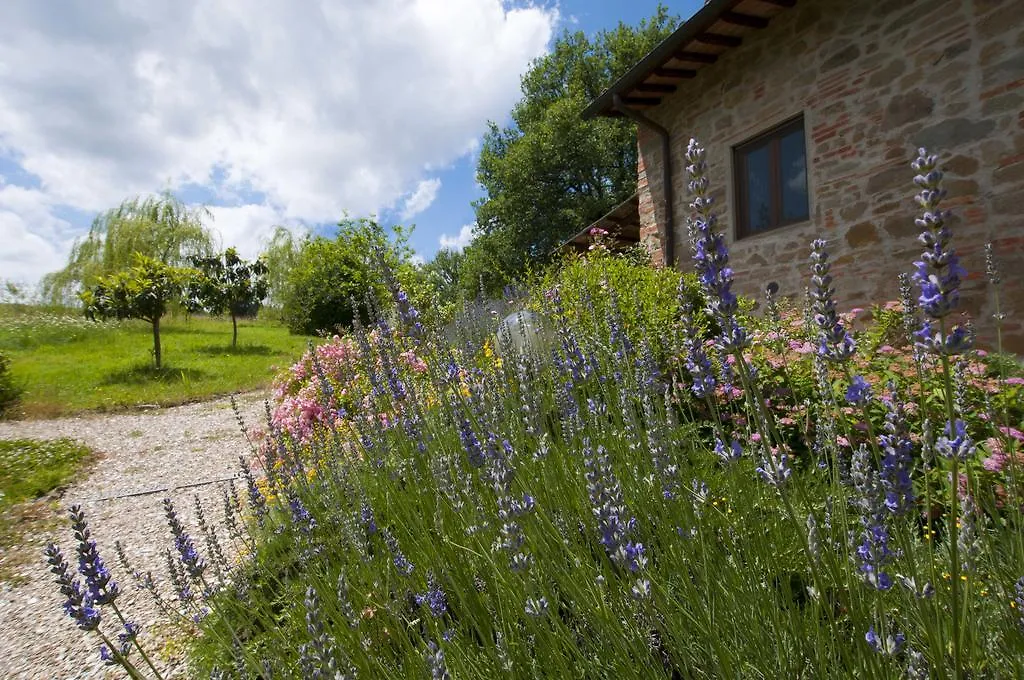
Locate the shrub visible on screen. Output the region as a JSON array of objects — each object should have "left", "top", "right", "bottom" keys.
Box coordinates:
[
  {"left": 280, "top": 218, "right": 411, "bottom": 336},
  {"left": 530, "top": 243, "right": 710, "bottom": 364},
  {"left": 0, "top": 350, "right": 19, "bottom": 417}
]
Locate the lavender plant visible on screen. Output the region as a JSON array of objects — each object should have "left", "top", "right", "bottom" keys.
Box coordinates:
[{"left": 42, "top": 145, "right": 1024, "bottom": 679}]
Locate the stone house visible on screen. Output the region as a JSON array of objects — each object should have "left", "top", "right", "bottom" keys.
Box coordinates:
[{"left": 583, "top": 0, "right": 1024, "bottom": 351}]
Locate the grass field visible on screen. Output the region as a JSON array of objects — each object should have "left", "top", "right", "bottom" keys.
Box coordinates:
[
  {"left": 0, "top": 438, "right": 97, "bottom": 579},
  {"left": 0, "top": 306, "right": 313, "bottom": 418}
]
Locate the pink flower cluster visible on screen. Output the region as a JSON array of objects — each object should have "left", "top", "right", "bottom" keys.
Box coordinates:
[
  {"left": 265, "top": 332, "right": 431, "bottom": 450},
  {"left": 269, "top": 335, "right": 364, "bottom": 446}
]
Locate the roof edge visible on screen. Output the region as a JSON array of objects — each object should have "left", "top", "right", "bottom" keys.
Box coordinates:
[{"left": 581, "top": 0, "right": 742, "bottom": 119}]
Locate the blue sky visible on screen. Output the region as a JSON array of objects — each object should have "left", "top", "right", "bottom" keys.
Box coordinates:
[
  {"left": 391, "top": 1, "right": 701, "bottom": 260},
  {"left": 0, "top": 1, "right": 700, "bottom": 285}
]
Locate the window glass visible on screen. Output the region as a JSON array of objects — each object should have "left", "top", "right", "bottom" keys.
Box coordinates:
[
  {"left": 745, "top": 143, "right": 772, "bottom": 233},
  {"left": 733, "top": 116, "right": 809, "bottom": 238},
  {"left": 780, "top": 127, "right": 808, "bottom": 223}
]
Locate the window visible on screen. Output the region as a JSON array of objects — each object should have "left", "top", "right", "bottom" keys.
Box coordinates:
[{"left": 733, "top": 116, "right": 809, "bottom": 238}]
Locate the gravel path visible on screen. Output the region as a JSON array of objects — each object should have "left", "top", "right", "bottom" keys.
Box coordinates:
[{"left": 0, "top": 393, "right": 269, "bottom": 679}]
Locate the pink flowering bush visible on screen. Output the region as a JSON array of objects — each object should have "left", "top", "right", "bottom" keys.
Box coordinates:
[{"left": 265, "top": 328, "right": 434, "bottom": 455}]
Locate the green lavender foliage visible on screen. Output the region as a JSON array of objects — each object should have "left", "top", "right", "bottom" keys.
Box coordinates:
[{"left": 47, "top": 147, "right": 1024, "bottom": 680}]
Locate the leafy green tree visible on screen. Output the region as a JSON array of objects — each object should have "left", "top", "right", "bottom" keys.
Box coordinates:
[
  {"left": 185, "top": 248, "right": 270, "bottom": 347},
  {"left": 419, "top": 247, "right": 467, "bottom": 321},
  {"left": 282, "top": 218, "right": 411, "bottom": 336},
  {"left": 79, "top": 255, "right": 190, "bottom": 368},
  {"left": 43, "top": 192, "right": 215, "bottom": 304},
  {"left": 469, "top": 7, "right": 678, "bottom": 295},
  {"left": 259, "top": 226, "right": 305, "bottom": 314}
]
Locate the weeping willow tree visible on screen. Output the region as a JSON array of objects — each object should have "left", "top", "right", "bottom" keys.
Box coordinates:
[
  {"left": 258, "top": 225, "right": 306, "bottom": 313},
  {"left": 42, "top": 192, "right": 217, "bottom": 304}
]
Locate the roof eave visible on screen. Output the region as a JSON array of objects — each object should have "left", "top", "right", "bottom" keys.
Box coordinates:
[{"left": 581, "top": 0, "right": 745, "bottom": 119}]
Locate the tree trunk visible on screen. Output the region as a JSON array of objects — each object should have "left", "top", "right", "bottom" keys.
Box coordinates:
[
  {"left": 152, "top": 317, "right": 162, "bottom": 368},
  {"left": 231, "top": 313, "right": 238, "bottom": 348}
]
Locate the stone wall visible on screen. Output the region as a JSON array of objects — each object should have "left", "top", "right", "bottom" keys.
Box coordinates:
[{"left": 636, "top": 0, "right": 1024, "bottom": 352}]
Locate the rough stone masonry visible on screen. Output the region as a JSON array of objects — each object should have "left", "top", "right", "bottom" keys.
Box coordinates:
[{"left": 635, "top": 0, "right": 1024, "bottom": 352}]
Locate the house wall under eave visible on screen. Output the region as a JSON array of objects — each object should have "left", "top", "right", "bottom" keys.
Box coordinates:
[{"left": 636, "top": 0, "right": 1024, "bottom": 352}]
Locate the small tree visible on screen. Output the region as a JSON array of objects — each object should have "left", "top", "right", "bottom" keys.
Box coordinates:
[
  {"left": 185, "top": 248, "right": 269, "bottom": 347},
  {"left": 79, "top": 256, "right": 188, "bottom": 368},
  {"left": 44, "top": 192, "right": 215, "bottom": 304}
]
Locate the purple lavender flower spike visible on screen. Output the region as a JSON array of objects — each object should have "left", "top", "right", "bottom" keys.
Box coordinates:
[
  {"left": 685, "top": 139, "right": 748, "bottom": 352},
  {"left": 383, "top": 528, "right": 414, "bottom": 576},
  {"left": 756, "top": 451, "right": 792, "bottom": 487},
  {"left": 45, "top": 541, "right": 101, "bottom": 631},
  {"left": 879, "top": 390, "right": 915, "bottom": 517},
  {"left": 866, "top": 625, "right": 906, "bottom": 656},
  {"left": 164, "top": 498, "right": 206, "bottom": 579},
  {"left": 910, "top": 148, "right": 973, "bottom": 355},
  {"left": 426, "top": 640, "right": 451, "bottom": 680},
  {"left": 299, "top": 586, "right": 342, "bottom": 680},
  {"left": 416, "top": 575, "right": 448, "bottom": 618},
  {"left": 935, "top": 419, "right": 975, "bottom": 461},
  {"left": 809, "top": 239, "right": 856, "bottom": 363},
  {"left": 680, "top": 297, "right": 716, "bottom": 398},
  {"left": 99, "top": 645, "right": 117, "bottom": 665},
  {"left": 845, "top": 375, "right": 872, "bottom": 406},
  {"left": 360, "top": 502, "right": 378, "bottom": 535},
  {"left": 714, "top": 437, "right": 742, "bottom": 464},
  {"left": 288, "top": 494, "right": 317, "bottom": 534},
  {"left": 68, "top": 505, "right": 120, "bottom": 606},
  {"left": 850, "top": 446, "right": 895, "bottom": 590},
  {"left": 239, "top": 455, "right": 268, "bottom": 527},
  {"left": 525, "top": 595, "right": 549, "bottom": 617},
  {"left": 583, "top": 439, "right": 646, "bottom": 572}
]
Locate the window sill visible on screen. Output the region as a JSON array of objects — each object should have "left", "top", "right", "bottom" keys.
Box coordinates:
[{"left": 733, "top": 217, "right": 813, "bottom": 244}]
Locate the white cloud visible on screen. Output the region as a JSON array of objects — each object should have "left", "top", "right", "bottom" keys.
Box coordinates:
[
  {"left": 439, "top": 223, "right": 475, "bottom": 251},
  {"left": 205, "top": 204, "right": 304, "bottom": 261},
  {"left": 399, "top": 178, "right": 442, "bottom": 221},
  {"left": 0, "top": 183, "right": 76, "bottom": 282},
  {"left": 0, "top": 0, "right": 556, "bottom": 282}
]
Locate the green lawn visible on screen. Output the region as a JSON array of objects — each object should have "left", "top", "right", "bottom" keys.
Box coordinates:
[
  {"left": 0, "top": 307, "right": 313, "bottom": 417},
  {"left": 0, "top": 438, "right": 96, "bottom": 577}
]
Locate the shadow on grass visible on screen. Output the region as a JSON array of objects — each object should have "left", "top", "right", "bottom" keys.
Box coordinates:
[
  {"left": 101, "top": 364, "right": 211, "bottom": 386},
  {"left": 159, "top": 325, "right": 221, "bottom": 335},
  {"left": 195, "top": 344, "right": 275, "bottom": 357}
]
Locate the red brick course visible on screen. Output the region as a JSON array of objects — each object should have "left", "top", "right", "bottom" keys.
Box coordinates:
[{"left": 635, "top": 0, "right": 1024, "bottom": 352}]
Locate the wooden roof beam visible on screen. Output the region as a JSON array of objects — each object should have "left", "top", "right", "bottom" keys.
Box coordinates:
[
  {"left": 634, "top": 83, "right": 677, "bottom": 94},
  {"left": 760, "top": 0, "right": 797, "bottom": 7},
  {"left": 721, "top": 11, "right": 770, "bottom": 29},
  {"left": 696, "top": 32, "right": 743, "bottom": 47},
  {"left": 620, "top": 96, "right": 662, "bottom": 106},
  {"left": 653, "top": 67, "right": 697, "bottom": 79},
  {"left": 675, "top": 50, "right": 718, "bottom": 64}
]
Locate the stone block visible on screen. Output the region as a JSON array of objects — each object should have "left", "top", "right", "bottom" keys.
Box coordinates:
[
  {"left": 845, "top": 221, "right": 880, "bottom": 248},
  {"left": 866, "top": 165, "right": 909, "bottom": 194},
  {"left": 821, "top": 43, "right": 861, "bottom": 71},
  {"left": 885, "top": 90, "right": 935, "bottom": 128},
  {"left": 912, "top": 118, "right": 997, "bottom": 150}
]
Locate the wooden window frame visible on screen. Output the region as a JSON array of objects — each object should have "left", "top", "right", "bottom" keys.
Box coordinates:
[{"left": 732, "top": 115, "right": 808, "bottom": 239}]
